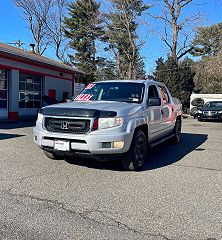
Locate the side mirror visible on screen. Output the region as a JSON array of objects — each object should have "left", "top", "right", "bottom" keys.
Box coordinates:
[{"left": 148, "top": 97, "right": 161, "bottom": 106}]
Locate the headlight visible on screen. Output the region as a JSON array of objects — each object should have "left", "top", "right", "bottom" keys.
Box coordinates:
[
  {"left": 197, "top": 110, "right": 201, "bottom": 113},
  {"left": 218, "top": 111, "right": 222, "bottom": 114},
  {"left": 98, "top": 117, "right": 122, "bottom": 129},
  {"left": 37, "top": 113, "right": 44, "bottom": 124}
]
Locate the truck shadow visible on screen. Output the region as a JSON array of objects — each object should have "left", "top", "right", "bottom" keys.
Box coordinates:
[
  {"left": 65, "top": 133, "right": 208, "bottom": 171},
  {"left": 143, "top": 133, "right": 208, "bottom": 171},
  {"left": 0, "top": 120, "right": 35, "bottom": 130},
  {"left": 0, "top": 133, "right": 25, "bottom": 140}
]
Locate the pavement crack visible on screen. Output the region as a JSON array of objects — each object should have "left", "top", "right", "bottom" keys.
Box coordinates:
[
  {"left": 0, "top": 189, "right": 173, "bottom": 240},
  {"left": 173, "top": 164, "right": 222, "bottom": 172}
]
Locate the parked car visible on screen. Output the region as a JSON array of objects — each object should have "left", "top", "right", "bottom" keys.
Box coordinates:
[
  {"left": 33, "top": 80, "right": 182, "bottom": 171},
  {"left": 197, "top": 101, "right": 222, "bottom": 121}
]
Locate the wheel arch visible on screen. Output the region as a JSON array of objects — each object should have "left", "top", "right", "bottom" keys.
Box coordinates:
[{"left": 134, "top": 124, "right": 148, "bottom": 141}]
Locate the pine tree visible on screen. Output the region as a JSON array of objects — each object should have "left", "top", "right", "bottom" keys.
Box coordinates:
[
  {"left": 153, "top": 57, "right": 166, "bottom": 81},
  {"left": 153, "top": 57, "right": 195, "bottom": 106},
  {"left": 105, "top": 0, "right": 149, "bottom": 79},
  {"left": 134, "top": 54, "right": 146, "bottom": 79},
  {"left": 191, "top": 22, "right": 222, "bottom": 57},
  {"left": 153, "top": 57, "right": 181, "bottom": 99},
  {"left": 64, "top": 0, "right": 103, "bottom": 83},
  {"left": 179, "top": 58, "right": 195, "bottom": 108}
]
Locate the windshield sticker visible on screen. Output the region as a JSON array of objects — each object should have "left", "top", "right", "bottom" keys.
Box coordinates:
[
  {"left": 75, "top": 94, "right": 93, "bottom": 101},
  {"left": 85, "top": 83, "right": 96, "bottom": 89}
]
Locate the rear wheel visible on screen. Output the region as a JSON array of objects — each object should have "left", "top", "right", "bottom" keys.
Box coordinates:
[
  {"left": 171, "top": 118, "right": 182, "bottom": 144},
  {"left": 121, "top": 130, "right": 147, "bottom": 171},
  {"left": 43, "top": 150, "right": 65, "bottom": 160}
]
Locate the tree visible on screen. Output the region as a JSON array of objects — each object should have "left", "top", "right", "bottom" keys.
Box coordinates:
[
  {"left": 153, "top": 56, "right": 195, "bottom": 105},
  {"left": 46, "top": 0, "right": 69, "bottom": 62},
  {"left": 191, "top": 22, "right": 222, "bottom": 57},
  {"left": 64, "top": 0, "right": 103, "bottom": 83},
  {"left": 179, "top": 58, "right": 195, "bottom": 107},
  {"left": 193, "top": 51, "right": 222, "bottom": 94},
  {"left": 191, "top": 22, "right": 222, "bottom": 94},
  {"left": 14, "top": 0, "right": 53, "bottom": 55},
  {"left": 96, "top": 59, "right": 117, "bottom": 80},
  {"left": 153, "top": 57, "right": 181, "bottom": 99},
  {"left": 153, "top": 57, "right": 166, "bottom": 81},
  {"left": 149, "top": 0, "right": 200, "bottom": 63},
  {"left": 105, "top": 0, "right": 149, "bottom": 79}
]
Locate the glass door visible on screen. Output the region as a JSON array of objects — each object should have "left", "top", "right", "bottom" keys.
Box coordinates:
[{"left": 0, "top": 69, "right": 8, "bottom": 118}]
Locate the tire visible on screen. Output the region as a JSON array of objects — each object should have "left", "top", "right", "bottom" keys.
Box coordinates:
[
  {"left": 43, "top": 150, "right": 64, "bottom": 160},
  {"left": 121, "top": 130, "right": 148, "bottom": 171},
  {"left": 171, "top": 118, "right": 182, "bottom": 144}
]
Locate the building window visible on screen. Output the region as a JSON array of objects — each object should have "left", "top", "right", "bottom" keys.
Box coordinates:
[
  {"left": 0, "top": 69, "right": 8, "bottom": 108},
  {"left": 19, "top": 72, "right": 43, "bottom": 108}
]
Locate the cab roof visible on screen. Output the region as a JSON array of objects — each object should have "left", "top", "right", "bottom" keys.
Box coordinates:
[{"left": 94, "top": 79, "right": 161, "bottom": 85}]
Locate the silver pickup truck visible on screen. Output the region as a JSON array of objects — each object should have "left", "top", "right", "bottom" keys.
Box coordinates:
[{"left": 34, "top": 80, "right": 182, "bottom": 170}]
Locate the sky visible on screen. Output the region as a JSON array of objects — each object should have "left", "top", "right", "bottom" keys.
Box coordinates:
[{"left": 0, "top": 0, "right": 222, "bottom": 74}]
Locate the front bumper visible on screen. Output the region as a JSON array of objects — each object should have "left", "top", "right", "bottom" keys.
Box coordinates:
[
  {"left": 33, "top": 127, "right": 133, "bottom": 155},
  {"left": 198, "top": 113, "right": 222, "bottom": 120}
]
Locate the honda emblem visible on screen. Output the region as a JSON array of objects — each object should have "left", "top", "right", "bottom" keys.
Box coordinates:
[{"left": 61, "top": 121, "right": 69, "bottom": 130}]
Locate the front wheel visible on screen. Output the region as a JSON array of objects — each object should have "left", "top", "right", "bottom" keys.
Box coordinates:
[{"left": 121, "top": 130, "right": 148, "bottom": 171}]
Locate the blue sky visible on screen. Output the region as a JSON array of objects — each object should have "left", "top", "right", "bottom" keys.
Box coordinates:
[{"left": 0, "top": 0, "right": 221, "bottom": 74}]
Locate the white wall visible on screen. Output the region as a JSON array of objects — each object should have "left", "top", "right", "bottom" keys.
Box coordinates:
[
  {"left": 44, "top": 76, "right": 72, "bottom": 101},
  {"left": 0, "top": 56, "right": 74, "bottom": 118}
]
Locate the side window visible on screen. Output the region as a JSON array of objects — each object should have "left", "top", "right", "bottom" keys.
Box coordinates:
[
  {"left": 148, "top": 85, "right": 159, "bottom": 100},
  {"left": 159, "top": 86, "right": 170, "bottom": 104}
]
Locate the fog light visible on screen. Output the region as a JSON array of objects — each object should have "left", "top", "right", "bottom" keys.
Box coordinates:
[
  {"left": 102, "top": 142, "right": 112, "bottom": 148},
  {"left": 113, "top": 141, "right": 124, "bottom": 149}
]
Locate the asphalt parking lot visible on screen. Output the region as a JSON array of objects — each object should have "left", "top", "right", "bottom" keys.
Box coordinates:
[{"left": 0, "top": 118, "right": 221, "bottom": 240}]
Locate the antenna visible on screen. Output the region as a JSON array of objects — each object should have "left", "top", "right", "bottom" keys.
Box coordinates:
[{"left": 6, "top": 40, "right": 25, "bottom": 48}]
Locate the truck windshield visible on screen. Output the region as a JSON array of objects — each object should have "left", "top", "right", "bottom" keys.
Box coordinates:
[{"left": 74, "top": 82, "right": 145, "bottom": 103}]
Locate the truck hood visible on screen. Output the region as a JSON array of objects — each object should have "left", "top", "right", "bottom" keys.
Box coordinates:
[{"left": 41, "top": 101, "right": 143, "bottom": 117}]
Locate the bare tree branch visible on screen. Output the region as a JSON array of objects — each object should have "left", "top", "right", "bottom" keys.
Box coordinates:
[
  {"left": 13, "top": 0, "right": 53, "bottom": 55},
  {"left": 149, "top": 0, "right": 201, "bottom": 62}
]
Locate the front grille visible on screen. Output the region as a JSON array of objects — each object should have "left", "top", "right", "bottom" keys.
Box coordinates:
[
  {"left": 203, "top": 111, "right": 217, "bottom": 116},
  {"left": 44, "top": 117, "right": 91, "bottom": 134}
]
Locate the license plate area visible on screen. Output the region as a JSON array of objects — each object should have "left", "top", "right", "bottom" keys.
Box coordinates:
[{"left": 54, "top": 140, "right": 70, "bottom": 151}]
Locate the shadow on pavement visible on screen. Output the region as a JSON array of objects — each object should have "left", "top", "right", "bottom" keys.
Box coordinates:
[
  {"left": 0, "top": 120, "right": 35, "bottom": 130},
  {"left": 65, "top": 133, "right": 208, "bottom": 171},
  {"left": 0, "top": 133, "right": 25, "bottom": 140},
  {"left": 143, "top": 133, "right": 208, "bottom": 171}
]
